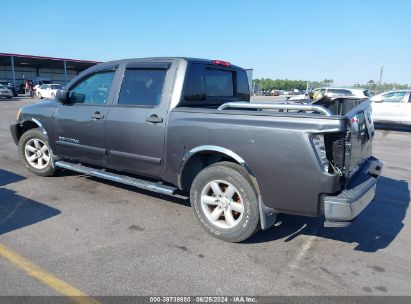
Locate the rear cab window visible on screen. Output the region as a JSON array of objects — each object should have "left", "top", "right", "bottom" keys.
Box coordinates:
[{"left": 181, "top": 62, "right": 250, "bottom": 108}]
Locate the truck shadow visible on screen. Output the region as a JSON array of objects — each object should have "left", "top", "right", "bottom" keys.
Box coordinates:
[
  {"left": 374, "top": 123, "right": 411, "bottom": 132},
  {"left": 0, "top": 169, "right": 60, "bottom": 235},
  {"left": 248, "top": 176, "right": 410, "bottom": 252},
  {"left": 85, "top": 175, "right": 191, "bottom": 207}
]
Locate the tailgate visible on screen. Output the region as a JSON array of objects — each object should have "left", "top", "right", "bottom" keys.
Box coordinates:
[{"left": 314, "top": 97, "right": 375, "bottom": 177}]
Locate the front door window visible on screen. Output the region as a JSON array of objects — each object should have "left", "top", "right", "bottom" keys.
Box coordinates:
[{"left": 68, "top": 71, "right": 115, "bottom": 105}]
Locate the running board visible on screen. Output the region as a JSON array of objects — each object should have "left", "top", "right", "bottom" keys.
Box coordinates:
[{"left": 55, "top": 161, "right": 177, "bottom": 196}]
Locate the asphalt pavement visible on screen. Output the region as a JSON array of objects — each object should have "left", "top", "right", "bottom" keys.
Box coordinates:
[{"left": 0, "top": 96, "right": 410, "bottom": 297}]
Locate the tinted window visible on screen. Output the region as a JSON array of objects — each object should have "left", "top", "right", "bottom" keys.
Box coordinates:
[
  {"left": 237, "top": 70, "right": 250, "bottom": 100},
  {"left": 184, "top": 64, "right": 206, "bottom": 101},
  {"left": 205, "top": 69, "right": 233, "bottom": 97},
  {"left": 50, "top": 85, "right": 62, "bottom": 90},
  {"left": 68, "top": 71, "right": 114, "bottom": 105},
  {"left": 183, "top": 63, "right": 249, "bottom": 105},
  {"left": 118, "top": 69, "right": 167, "bottom": 107}
]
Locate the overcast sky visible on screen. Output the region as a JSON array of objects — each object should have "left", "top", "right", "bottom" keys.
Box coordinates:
[{"left": 3, "top": 0, "right": 410, "bottom": 84}]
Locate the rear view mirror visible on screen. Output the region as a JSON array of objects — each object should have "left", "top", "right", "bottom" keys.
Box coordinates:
[{"left": 56, "top": 89, "right": 68, "bottom": 103}]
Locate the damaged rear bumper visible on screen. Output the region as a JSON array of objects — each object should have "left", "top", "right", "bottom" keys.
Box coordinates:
[{"left": 322, "top": 156, "right": 383, "bottom": 227}]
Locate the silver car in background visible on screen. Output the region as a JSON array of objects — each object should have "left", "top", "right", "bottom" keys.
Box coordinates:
[
  {"left": 371, "top": 90, "right": 411, "bottom": 126},
  {"left": 0, "top": 85, "right": 13, "bottom": 99}
]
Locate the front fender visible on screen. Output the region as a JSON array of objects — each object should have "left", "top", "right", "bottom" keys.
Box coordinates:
[{"left": 13, "top": 118, "right": 51, "bottom": 145}]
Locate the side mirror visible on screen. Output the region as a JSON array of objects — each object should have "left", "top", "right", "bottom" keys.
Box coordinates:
[
  {"left": 372, "top": 95, "right": 383, "bottom": 103},
  {"left": 56, "top": 89, "right": 68, "bottom": 103}
]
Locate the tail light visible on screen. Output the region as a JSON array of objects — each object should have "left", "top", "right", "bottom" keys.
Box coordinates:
[
  {"left": 310, "top": 134, "right": 329, "bottom": 172},
  {"left": 212, "top": 60, "right": 231, "bottom": 66},
  {"left": 330, "top": 132, "right": 351, "bottom": 175},
  {"left": 311, "top": 132, "right": 352, "bottom": 176}
]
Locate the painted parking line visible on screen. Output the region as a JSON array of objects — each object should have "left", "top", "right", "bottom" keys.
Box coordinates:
[{"left": 0, "top": 243, "right": 100, "bottom": 304}]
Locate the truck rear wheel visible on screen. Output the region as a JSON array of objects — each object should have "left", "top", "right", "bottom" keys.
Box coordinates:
[
  {"left": 190, "top": 162, "right": 260, "bottom": 242},
  {"left": 18, "top": 128, "right": 56, "bottom": 177}
]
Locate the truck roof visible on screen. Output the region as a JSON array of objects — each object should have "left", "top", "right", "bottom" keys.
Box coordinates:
[{"left": 93, "top": 57, "right": 243, "bottom": 69}]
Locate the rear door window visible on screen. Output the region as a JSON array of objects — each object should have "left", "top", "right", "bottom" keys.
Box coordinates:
[{"left": 118, "top": 69, "right": 167, "bottom": 107}]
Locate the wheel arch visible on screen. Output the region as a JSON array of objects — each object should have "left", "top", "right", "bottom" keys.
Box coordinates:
[
  {"left": 16, "top": 118, "right": 49, "bottom": 143},
  {"left": 180, "top": 145, "right": 277, "bottom": 231},
  {"left": 178, "top": 145, "right": 261, "bottom": 195}
]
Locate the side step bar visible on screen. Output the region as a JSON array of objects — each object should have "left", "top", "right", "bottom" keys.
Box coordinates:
[{"left": 55, "top": 161, "right": 177, "bottom": 196}]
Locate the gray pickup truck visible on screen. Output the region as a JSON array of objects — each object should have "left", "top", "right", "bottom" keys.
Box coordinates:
[{"left": 10, "top": 57, "right": 382, "bottom": 242}]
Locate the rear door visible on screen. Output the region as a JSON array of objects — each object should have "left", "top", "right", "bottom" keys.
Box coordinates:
[
  {"left": 53, "top": 68, "right": 117, "bottom": 166},
  {"left": 105, "top": 62, "right": 175, "bottom": 178}
]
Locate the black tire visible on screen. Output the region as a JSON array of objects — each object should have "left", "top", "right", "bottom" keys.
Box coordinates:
[
  {"left": 190, "top": 161, "right": 260, "bottom": 242},
  {"left": 18, "top": 128, "right": 56, "bottom": 177}
]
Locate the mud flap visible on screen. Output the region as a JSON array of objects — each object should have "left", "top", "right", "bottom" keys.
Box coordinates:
[{"left": 258, "top": 196, "right": 276, "bottom": 230}]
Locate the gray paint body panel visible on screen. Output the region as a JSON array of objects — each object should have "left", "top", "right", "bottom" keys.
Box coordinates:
[
  {"left": 162, "top": 109, "right": 345, "bottom": 215},
  {"left": 14, "top": 57, "right": 377, "bottom": 218}
]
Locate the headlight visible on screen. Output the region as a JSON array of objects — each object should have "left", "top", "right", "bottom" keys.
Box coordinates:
[{"left": 16, "top": 107, "right": 22, "bottom": 120}]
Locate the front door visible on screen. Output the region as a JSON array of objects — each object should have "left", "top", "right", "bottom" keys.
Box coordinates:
[
  {"left": 53, "top": 70, "right": 116, "bottom": 166},
  {"left": 106, "top": 63, "right": 172, "bottom": 178}
]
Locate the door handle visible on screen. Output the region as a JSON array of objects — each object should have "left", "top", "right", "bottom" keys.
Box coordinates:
[
  {"left": 146, "top": 114, "right": 163, "bottom": 124},
  {"left": 91, "top": 112, "right": 105, "bottom": 120}
]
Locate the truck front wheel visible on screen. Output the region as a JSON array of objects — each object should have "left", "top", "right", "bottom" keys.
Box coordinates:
[
  {"left": 190, "top": 162, "right": 260, "bottom": 242},
  {"left": 18, "top": 128, "right": 56, "bottom": 177}
]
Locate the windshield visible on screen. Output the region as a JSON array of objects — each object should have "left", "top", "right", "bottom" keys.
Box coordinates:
[{"left": 39, "top": 80, "right": 52, "bottom": 85}]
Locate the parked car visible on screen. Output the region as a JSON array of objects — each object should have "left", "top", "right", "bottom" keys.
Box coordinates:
[
  {"left": 36, "top": 84, "right": 63, "bottom": 99},
  {"left": 0, "top": 85, "right": 13, "bottom": 99},
  {"left": 32, "top": 77, "right": 53, "bottom": 93},
  {"left": 10, "top": 57, "right": 382, "bottom": 242},
  {"left": 371, "top": 90, "right": 411, "bottom": 126},
  {"left": 310, "top": 88, "right": 370, "bottom": 100},
  {"left": 0, "top": 80, "right": 18, "bottom": 97}
]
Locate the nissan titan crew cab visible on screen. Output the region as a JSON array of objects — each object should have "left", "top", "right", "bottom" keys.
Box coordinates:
[{"left": 10, "top": 57, "right": 383, "bottom": 242}]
